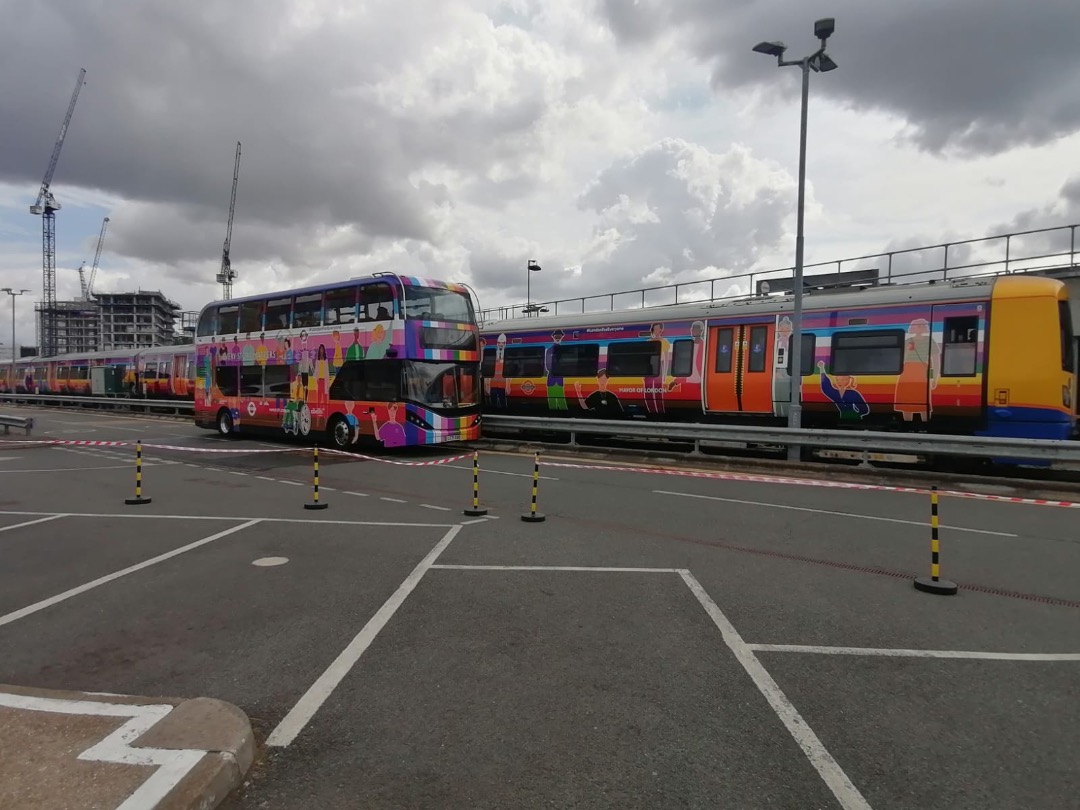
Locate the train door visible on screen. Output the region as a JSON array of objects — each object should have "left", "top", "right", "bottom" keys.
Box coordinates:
[
  {"left": 930, "top": 302, "right": 986, "bottom": 421},
  {"left": 704, "top": 320, "right": 775, "bottom": 413}
]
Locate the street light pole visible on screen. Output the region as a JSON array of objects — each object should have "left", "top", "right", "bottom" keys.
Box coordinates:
[
  {"left": 753, "top": 18, "right": 837, "bottom": 460},
  {"left": 526, "top": 259, "right": 541, "bottom": 317},
  {"left": 1, "top": 288, "right": 31, "bottom": 391}
]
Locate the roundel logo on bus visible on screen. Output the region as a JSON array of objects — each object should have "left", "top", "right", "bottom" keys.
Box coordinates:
[{"left": 521, "top": 381, "right": 536, "bottom": 395}]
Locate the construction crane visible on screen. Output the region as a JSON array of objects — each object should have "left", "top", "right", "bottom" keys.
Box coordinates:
[
  {"left": 215, "top": 141, "right": 242, "bottom": 300},
  {"left": 30, "top": 68, "right": 87, "bottom": 357},
  {"left": 85, "top": 216, "right": 110, "bottom": 299}
]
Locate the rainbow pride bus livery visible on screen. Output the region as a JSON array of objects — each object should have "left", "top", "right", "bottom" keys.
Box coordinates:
[{"left": 193, "top": 273, "right": 481, "bottom": 449}]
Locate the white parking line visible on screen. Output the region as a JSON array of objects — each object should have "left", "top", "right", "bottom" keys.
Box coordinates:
[
  {"left": 0, "top": 520, "right": 261, "bottom": 628},
  {"left": 655, "top": 490, "right": 1017, "bottom": 537},
  {"left": 420, "top": 504, "right": 451, "bottom": 511},
  {"left": 431, "top": 564, "right": 679, "bottom": 573},
  {"left": 380, "top": 497, "right": 406, "bottom": 503},
  {"left": 0, "top": 514, "right": 67, "bottom": 533},
  {"left": 267, "top": 524, "right": 463, "bottom": 748},
  {"left": 748, "top": 644, "right": 1080, "bottom": 661},
  {"left": 679, "top": 570, "right": 872, "bottom": 810}
]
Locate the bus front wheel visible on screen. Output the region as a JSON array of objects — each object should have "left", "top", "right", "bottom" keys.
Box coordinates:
[
  {"left": 217, "top": 408, "right": 235, "bottom": 437},
  {"left": 327, "top": 415, "right": 351, "bottom": 451}
]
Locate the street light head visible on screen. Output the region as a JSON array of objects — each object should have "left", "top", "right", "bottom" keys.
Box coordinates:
[
  {"left": 752, "top": 41, "right": 787, "bottom": 58},
  {"left": 814, "top": 17, "right": 835, "bottom": 41},
  {"left": 815, "top": 53, "right": 838, "bottom": 72},
  {"left": 527, "top": 259, "right": 541, "bottom": 272}
]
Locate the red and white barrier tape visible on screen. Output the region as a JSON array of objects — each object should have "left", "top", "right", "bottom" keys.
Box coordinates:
[
  {"left": 322, "top": 448, "right": 473, "bottom": 466},
  {"left": 140, "top": 443, "right": 296, "bottom": 453}
]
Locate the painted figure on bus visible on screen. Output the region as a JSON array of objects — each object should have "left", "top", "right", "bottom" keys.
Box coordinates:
[
  {"left": 370, "top": 403, "right": 407, "bottom": 447},
  {"left": 545, "top": 330, "right": 568, "bottom": 410},
  {"left": 895, "top": 318, "right": 939, "bottom": 422},
  {"left": 315, "top": 343, "right": 329, "bottom": 412},
  {"left": 346, "top": 327, "right": 364, "bottom": 362},
  {"left": 331, "top": 330, "right": 344, "bottom": 374},
  {"left": 817, "top": 361, "right": 869, "bottom": 420},
  {"left": 366, "top": 323, "right": 391, "bottom": 360}
]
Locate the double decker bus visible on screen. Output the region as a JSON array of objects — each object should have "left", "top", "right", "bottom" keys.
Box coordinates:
[{"left": 193, "top": 273, "right": 482, "bottom": 449}]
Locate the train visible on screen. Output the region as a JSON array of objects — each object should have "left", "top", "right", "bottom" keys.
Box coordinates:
[
  {"left": 478, "top": 274, "right": 1077, "bottom": 442},
  {"left": 3, "top": 274, "right": 1077, "bottom": 446}
]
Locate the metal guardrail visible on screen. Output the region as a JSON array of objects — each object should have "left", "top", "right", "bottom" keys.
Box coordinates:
[
  {"left": 0, "top": 414, "right": 34, "bottom": 436},
  {"left": 480, "top": 222, "right": 1080, "bottom": 321},
  {"left": 482, "top": 414, "right": 1080, "bottom": 463},
  {"left": 0, "top": 392, "right": 193, "bottom": 414}
]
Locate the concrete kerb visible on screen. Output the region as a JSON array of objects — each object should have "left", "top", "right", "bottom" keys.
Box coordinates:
[{"left": 0, "top": 683, "right": 254, "bottom": 810}]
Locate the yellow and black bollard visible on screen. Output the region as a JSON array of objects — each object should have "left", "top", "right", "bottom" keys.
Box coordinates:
[
  {"left": 304, "top": 445, "right": 329, "bottom": 510},
  {"left": 463, "top": 450, "right": 488, "bottom": 516},
  {"left": 520, "top": 451, "right": 546, "bottom": 523},
  {"left": 124, "top": 439, "right": 152, "bottom": 505},
  {"left": 913, "top": 485, "right": 957, "bottom": 595}
]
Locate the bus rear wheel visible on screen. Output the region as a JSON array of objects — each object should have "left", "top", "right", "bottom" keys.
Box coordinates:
[
  {"left": 327, "top": 415, "right": 352, "bottom": 451},
  {"left": 217, "top": 408, "right": 235, "bottom": 437}
]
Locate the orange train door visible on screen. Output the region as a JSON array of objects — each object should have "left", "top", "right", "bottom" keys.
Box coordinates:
[{"left": 704, "top": 321, "right": 775, "bottom": 413}]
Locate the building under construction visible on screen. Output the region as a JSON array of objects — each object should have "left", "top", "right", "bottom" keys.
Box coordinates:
[{"left": 34, "top": 290, "right": 182, "bottom": 354}]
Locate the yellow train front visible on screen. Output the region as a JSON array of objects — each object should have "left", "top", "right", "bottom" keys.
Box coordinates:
[{"left": 479, "top": 275, "right": 1077, "bottom": 451}]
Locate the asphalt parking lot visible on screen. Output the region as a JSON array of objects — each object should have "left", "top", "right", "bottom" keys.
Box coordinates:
[{"left": 1, "top": 405, "right": 1078, "bottom": 809}]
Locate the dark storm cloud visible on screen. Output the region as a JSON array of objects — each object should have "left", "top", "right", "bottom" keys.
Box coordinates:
[
  {"left": 0, "top": 0, "right": 549, "bottom": 265},
  {"left": 598, "top": 0, "right": 1080, "bottom": 156}
]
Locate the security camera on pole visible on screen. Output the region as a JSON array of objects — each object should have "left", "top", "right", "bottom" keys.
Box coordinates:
[{"left": 753, "top": 18, "right": 838, "bottom": 461}]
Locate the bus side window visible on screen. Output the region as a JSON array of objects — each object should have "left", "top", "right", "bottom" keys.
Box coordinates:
[
  {"left": 265, "top": 298, "right": 291, "bottom": 331},
  {"left": 324, "top": 287, "right": 357, "bottom": 326},
  {"left": 293, "top": 293, "right": 323, "bottom": 328}
]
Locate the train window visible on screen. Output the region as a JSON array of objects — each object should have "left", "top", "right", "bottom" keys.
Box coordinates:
[
  {"left": 481, "top": 347, "right": 496, "bottom": 377},
  {"left": 503, "top": 346, "right": 545, "bottom": 377},
  {"left": 671, "top": 340, "right": 694, "bottom": 377},
  {"left": 608, "top": 341, "right": 661, "bottom": 377},
  {"left": 553, "top": 344, "right": 600, "bottom": 377},
  {"left": 942, "top": 316, "right": 978, "bottom": 377},
  {"left": 714, "top": 328, "right": 734, "bottom": 373},
  {"left": 239, "top": 302, "right": 263, "bottom": 334},
  {"left": 218, "top": 305, "right": 239, "bottom": 334},
  {"left": 265, "top": 298, "right": 291, "bottom": 331},
  {"left": 1060, "top": 302, "right": 1074, "bottom": 373},
  {"left": 215, "top": 366, "right": 239, "bottom": 396},
  {"left": 324, "top": 287, "right": 357, "bottom": 326},
  {"left": 196, "top": 308, "right": 216, "bottom": 337},
  {"left": 747, "top": 326, "right": 768, "bottom": 373},
  {"left": 292, "top": 294, "right": 323, "bottom": 328},
  {"left": 831, "top": 330, "right": 904, "bottom": 375},
  {"left": 786, "top": 333, "right": 817, "bottom": 377}
]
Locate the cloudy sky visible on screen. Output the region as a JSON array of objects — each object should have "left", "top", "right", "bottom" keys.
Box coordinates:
[{"left": 1, "top": 0, "right": 1079, "bottom": 349}]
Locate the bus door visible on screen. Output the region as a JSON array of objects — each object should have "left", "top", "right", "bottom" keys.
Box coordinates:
[{"left": 705, "top": 320, "right": 775, "bottom": 413}]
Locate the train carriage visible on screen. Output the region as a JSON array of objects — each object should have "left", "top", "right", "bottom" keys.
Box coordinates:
[{"left": 480, "top": 275, "right": 1077, "bottom": 441}]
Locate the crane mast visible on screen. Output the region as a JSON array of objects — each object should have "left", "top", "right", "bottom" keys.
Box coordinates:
[
  {"left": 215, "top": 141, "right": 242, "bottom": 300},
  {"left": 86, "top": 216, "right": 110, "bottom": 299},
  {"left": 31, "top": 68, "right": 87, "bottom": 357}
]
